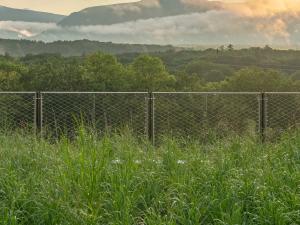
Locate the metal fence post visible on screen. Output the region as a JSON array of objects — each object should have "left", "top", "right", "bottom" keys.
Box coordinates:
[
  {"left": 203, "top": 94, "right": 208, "bottom": 129},
  {"left": 148, "top": 92, "right": 155, "bottom": 145},
  {"left": 35, "top": 92, "right": 43, "bottom": 136},
  {"left": 260, "top": 92, "right": 267, "bottom": 142},
  {"left": 92, "top": 94, "right": 96, "bottom": 128}
]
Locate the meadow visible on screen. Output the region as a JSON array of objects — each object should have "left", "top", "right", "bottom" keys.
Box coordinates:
[{"left": 0, "top": 130, "right": 299, "bottom": 225}]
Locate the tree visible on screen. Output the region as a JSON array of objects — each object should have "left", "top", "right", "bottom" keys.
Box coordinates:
[
  {"left": 81, "top": 52, "right": 128, "bottom": 91},
  {"left": 129, "top": 55, "right": 176, "bottom": 91},
  {"left": 227, "top": 44, "right": 234, "bottom": 51},
  {"left": 183, "top": 60, "right": 234, "bottom": 82},
  {"left": 0, "top": 59, "right": 26, "bottom": 91},
  {"left": 174, "top": 72, "right": 204, "bottom": 91},
  {"left": 220, "top": 68, "right": 298, "bottom": 91},
  {"left": 263, "top": 45, "right": 273, "bottom": 51},
  {"left": 23, "top": 55, "right": 83, "bottom": 91}
]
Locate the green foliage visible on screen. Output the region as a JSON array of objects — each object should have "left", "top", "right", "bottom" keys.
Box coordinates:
[
  {"left": 1, "top": 47, "right": 300, "bottom": 92},
  {"left": 174, "top": 72, "right": 205, "bottom": 91},
  {"left": 221, "top": 68, "right": 297, "bottom": 92},
  {"left": 0, "top": 58, "right": 27, "bottom": 91},
  {"left": 0, "top": 131, "right": 299, "bottom": 224},
  {"left": 0, "top": 39, "right": 175, "bottom": 57},
  {"left": 22, "top": 55, "right": 82, "bottom": 91},
  {"left": 183, "top": 60, "right": 234, "bottom": 82},
  {"left": 81, "top": 52, "right": 127, "bottom": 91},
  {"left": 129, "top": 55, "right": 175, "bottom": 91}
]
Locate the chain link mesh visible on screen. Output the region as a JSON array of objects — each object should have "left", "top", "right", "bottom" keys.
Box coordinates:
[
  {"left": 41, "top": 92, "right": 148, "bottom": 138},
  {"left": 265, "top": 93, "right": 300, "bottom": 140},
  {"left": 1, "top": 92, "right": 300, "bottom": 141},
  {"left": 0, "top": 92, "right": 35, "bottom": 131},
  {"left": 154, "top": 93, "right": 260, "bottom": 141}
]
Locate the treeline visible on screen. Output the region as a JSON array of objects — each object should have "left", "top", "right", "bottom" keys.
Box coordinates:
[
  {"left": 1, "top": 50, "right": 300, "bottom": 92},
  {"left": 119, "top": 46, "right": 300, "bottom": 79},
  {"left": 0, "top": 39, "right": 175, "bottom": 57}
]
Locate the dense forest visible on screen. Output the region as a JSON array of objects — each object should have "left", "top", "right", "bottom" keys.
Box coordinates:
[
  {"left": 0, "top": 39, "right": 175, "bottom": 57},
  {"left": 1, "top": 45, "right": 300, "bottom": 92}
]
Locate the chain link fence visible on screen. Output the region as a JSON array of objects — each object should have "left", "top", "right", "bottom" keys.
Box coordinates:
[
  {"left": 0, "top": 92, "right": 35, "bottom": 131},
  {"left": 154, "top": 92, "right": 260, "bottom": 141},
  {"left": 41, "top": 92, "right": 149, "bottom": 138},
  {"left": 0, "top": 91, "right": 299, "bottom": 142},
  {"left": 265, "top": 92, "right": 300, "bottom": 140}
]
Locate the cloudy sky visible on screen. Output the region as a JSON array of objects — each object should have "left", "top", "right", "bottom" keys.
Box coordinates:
[
  {"left": 1, "top": 0, "right": 140, "bottom": 14},
  {"left": 1, "top": 0, "right": 300, "bottom": 47},
  {"left": 2, "top": 0, "right": 299, "bottom": 17},
  {"left": 1, "top": 0, "right": 299, "bottom": 16},
  {"left": 1, "top": 0, "right": 241, "bottom": 14}
]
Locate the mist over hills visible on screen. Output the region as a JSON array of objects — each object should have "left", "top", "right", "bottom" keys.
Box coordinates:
[
  {"left": 0, "top": 0, "right": 300, "bottom": 48},
  {"left": 0, "top": 6, "right": 63, "bottom": 40}
]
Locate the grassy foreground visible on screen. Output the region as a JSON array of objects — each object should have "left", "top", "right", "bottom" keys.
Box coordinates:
[{"left": 0, "top": 130, "right": 299, "bottom": 225}]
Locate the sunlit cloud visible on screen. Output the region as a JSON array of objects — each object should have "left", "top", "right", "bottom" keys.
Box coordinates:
[
  {"left": 227, "top": 0, "right": 300, "bottom": 17},
  {"left": 0, "top": 21, "right": 56, "bottom": 37},
  {"left": 1, "top": 0, "right": 300, "bottom": 47}
]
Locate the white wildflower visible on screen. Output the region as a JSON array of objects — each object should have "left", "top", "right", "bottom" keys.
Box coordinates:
[
  {"left": 152, "top": 159, "right": 162, "bottom": 164},
  {"left": 177, "top": 160, "right": 186, "bottom": 164},
  {"left": 134, "top": 160, "right": 142, "bottom": 164},
  {"left": 112, "top": 159, "right": 122, "bottom": 164}
]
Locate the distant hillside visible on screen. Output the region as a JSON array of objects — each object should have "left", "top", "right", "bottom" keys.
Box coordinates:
[
  {"left": 0, "top": 30, "right": 20, "bottom": 40},
  {"left": 0, "top": 6, "right": 65, "bottom": 23},
  {"left": 0, "top": 39, "right": 177, "bottom": 57},
  {"left": 59, "top": 0, "right": 220, "bottom": 26}
]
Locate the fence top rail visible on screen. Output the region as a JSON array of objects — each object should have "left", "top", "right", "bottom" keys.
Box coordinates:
[
  {"left": 153, "top": 92, "right": 261, "bottom": 95},
  {"left": 266, "top": 92, "right": 300, "bottom": 94},
  {"left": 40, "top": 92, "right": 149, "bottom": 94},
  {"left": 41, "top": 91, "right": 261, "bottom": 94},
  {"left": 0, "top": 91, "right": 36, "bottom": 94},
  {"left": 1, "top": 91, "right": 300, "bottom": 94}
]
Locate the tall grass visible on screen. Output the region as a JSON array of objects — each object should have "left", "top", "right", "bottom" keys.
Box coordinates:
[{"left": 0, "top": 130, "right": 299, "bottom": 225}]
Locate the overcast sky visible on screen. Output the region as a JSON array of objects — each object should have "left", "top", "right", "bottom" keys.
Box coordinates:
[
  {"left": 1, "top": 0, "right": 299, "bottom": 47},
  {"left": 0, "top": 0, "right": 242, "bottom": 15},
  {"left": 0, "top": 0, "right": 139, "bottom": 15}
]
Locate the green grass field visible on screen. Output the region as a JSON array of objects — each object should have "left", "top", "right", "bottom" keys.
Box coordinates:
[{"left": 0, "top": 130, "right": 299, "bottom": 225}]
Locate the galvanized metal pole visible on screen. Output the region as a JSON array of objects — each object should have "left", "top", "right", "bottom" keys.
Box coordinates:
[
  {"left": 204, "top": 94, "right": 208, "bottom": 128},
  {"left": 33, "top": 93, "right": 37, "bottom": 135},
  {"left": 260, "top": 92, "right": 266, "bottom": 143},
  {"left": 92, "top": 94, "right": 96, "bottom": 128},
  {"left": 148, "top": 92, "right": 155, "bottom": 145},
  {"left": 35, "top": 92, "right": 43, "bottom": 137}
]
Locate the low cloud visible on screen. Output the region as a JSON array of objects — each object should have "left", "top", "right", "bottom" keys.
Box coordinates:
[
  {"left": 0, "top": 21, "right": 56, "bottom": 38},
  {"left": 1, "top": 0, "right": 300, "bottom": 47},
  {"left": 34, "top": 10, "right": 300, "bottom": 46}
]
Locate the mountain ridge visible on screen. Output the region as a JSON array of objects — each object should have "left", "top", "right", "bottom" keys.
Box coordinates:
[
  {"left": 0, "top": 6, "right": 65, "bottom": 23},
  {"left": 58, "top": 0, "right": 221, "bottom": 26}
]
